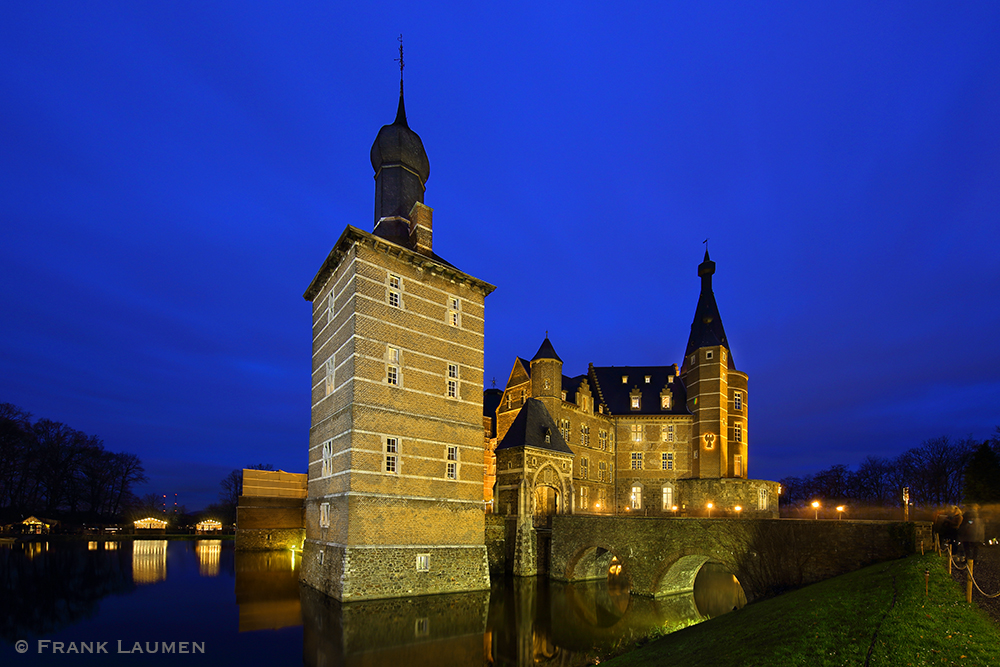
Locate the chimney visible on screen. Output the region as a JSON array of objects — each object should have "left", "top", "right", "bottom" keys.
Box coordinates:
[{"left": 408, "top": 201, "right": 433, "bottom": 255}]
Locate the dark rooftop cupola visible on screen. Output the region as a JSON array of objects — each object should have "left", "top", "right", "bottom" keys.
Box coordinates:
[
  {"left": 531, "top": 335, "right": 563, "bottom": 363},
  {"left": 370, "top": 81, "right": 430, "bottom": 237},
  {"left": 684, "top": 250, "right": 736, "bottom": 369}
]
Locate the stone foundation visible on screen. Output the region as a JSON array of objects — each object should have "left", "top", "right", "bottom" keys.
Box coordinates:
[
  {"left": 301, "top": 541, "right": 490, "bottom": 602},
  {"left": 236, "top": 527, "right": 304, "bottom": 552}
]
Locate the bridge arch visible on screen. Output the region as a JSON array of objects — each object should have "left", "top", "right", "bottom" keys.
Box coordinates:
[
  {"left": 648, "top": 547, "right": 741, "bottom": 599},
  {"left": 563, "top": 542, "right": 629, "bottom": 586}
]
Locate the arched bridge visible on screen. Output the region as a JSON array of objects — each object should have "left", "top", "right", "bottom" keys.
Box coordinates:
[{"left": 548, "top": 515, "right": 930, "bottom": 599}]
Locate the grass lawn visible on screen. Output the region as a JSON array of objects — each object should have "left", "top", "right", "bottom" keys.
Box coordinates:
[{"left": 605, "top": 553, "right": 1000, "bottom": 667}]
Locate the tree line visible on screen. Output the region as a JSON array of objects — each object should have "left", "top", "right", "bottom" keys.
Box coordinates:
[
  {"left": 779, "top": 429, "right": 1000, "bottom": 513},
  {"left": 0, "top": 403, "right": 148, "bottom": 523}
]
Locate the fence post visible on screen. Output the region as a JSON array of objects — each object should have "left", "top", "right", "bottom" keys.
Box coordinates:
[{"left": 967, "top": 559, "right": 974, "bottom": 604}]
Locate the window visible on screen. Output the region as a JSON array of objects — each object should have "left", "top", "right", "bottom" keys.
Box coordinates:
[
  {"left": 544, "top": 378, "right": 550, "bottom": 389},
  {"left": 706, "top": 350, "right": 714, "bottom": 360},
  {"left": 631, "top": 452, "right": 643, "bottom": 470},
  {"left": 631, "top": 395, "right": 640, "bottom": 409},
  {"left": 599, "top": 430, "right": 608, "bottom": 450},
  {"left": 758, "top": 486, "right": 769, "bottom": 511},
  {"left": 388, "top": 274, "right": 401, "bottom": 308},
  {"left": 416, "top": 553, "right": 430, "bottom": 572},
  {"left": 734, "top": 391, "right": 743, "bottom": 411},
  {"left": 327, "top": 292, "right": 335, "bottom": 325},
  {"left": 387, "top": 347, "right": 400, "bottom": 386},
  {"left": 319, "top": 502, "right": 330, "bottom": 528},
  {"left": 598, "top": 488, "right": 606, "bottom": 509},
  {"left": 581, "top": 425, "right": 590, "bottom": 447},
  {"left": 666, "top": 424, "right": 675, "bottom": 442},
  {"left": 621, "top": 375, "right": 628, "bottom": 384},
  {"left": 631, "top": 424, "right": 643, "bottom": 442},
  {"left": 447, "top": 445, "right": 458, "bottom": 461},
  {"left": 447, "top": 446, "right": 458, "bottom": 479},
  {"left": 661, "top": 394, "right": 671, "bottom": 409},
  {"left": 734, "top": 455, "right": 743, "bottom": 477},
  {"left": 644, "top": 375, "right": 651, "bottom": 383},
  {"left": 662, "top": 485, "right": 674, "bottom": 510},
  {"left": 662, "top": 452, "right": 673, "bottom": 471},
  {"left": 322, "top": 440, "right": 333, "bottom": 477},
  {"left": 580, "top": 486, "right": 589, "bottom": 510},
  {"left": 561, "top": 390, "right": 567, "bottom": 401},
  {"left": 506, "top": 393, "right": 512, "bottom": 409},
  {"left": 325, "top": 357, "right": 335, "bottom": 396},
  {"left": 630, "top": 485, "right": 642, "bottom": 510},
  {"left": 447, "top": 462, "right": 457, "bottom": 479},
  {"left": 447, "top": 363, "right": 459, "bottom": 398},
  {"left": 598, "top": 461, "right": 607, "bottom": 481},
  {"left": 386, "top": 437, "right": 398, "bottom": 473},
  {"left": 581, "top": 457, "right": 589, "bottom": 479},
  {"left": 734, "top": 422, "right": 742, "bottom": 443},
  {"left": 560, "top": 419, "right": 571, "bottom": 442},
  {"left": 448, "top": 297, "right": 460, "bottom": 327}
]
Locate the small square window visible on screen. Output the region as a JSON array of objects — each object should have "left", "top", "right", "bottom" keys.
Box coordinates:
[
  {"left": 621, "top": 375, "right": 628, "bottom": 384},
  {"left": 447, "top": 379, "right": 458, "bottom": 398},
  {"left": 447, "top": 445, "right": 458, "bottom": 461},
  {"left": 416, "top": 553, "right": 430, "bottom": 571},
  {"left": 387, "top": 366, "right": 398, "bottom": 385},
  {"left": 644, "top": 375, "right": 651, "bottom": 383},
  {"left": 706, "top": 350, "right": 714, "bottom": 360}
]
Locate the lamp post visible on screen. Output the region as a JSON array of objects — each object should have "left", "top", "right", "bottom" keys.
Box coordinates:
[
  {"left": 707, "top": 502, "right": 713, "bottom": 518},
  {"left": 811, "top": 500, "right": 820, "bottom": 520},
  {"left": 734, "top": 505, "right": 742, "bottom": 518},
  {"left": 836, "top": 505, "right": 845, "bottom": 520}
]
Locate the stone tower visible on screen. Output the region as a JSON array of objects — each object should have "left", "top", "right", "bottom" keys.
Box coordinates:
[
  {"left": 681, "top": 251, "right": 749, "bottom": 479},
  {"left": 300, "top": 85, "right": 495, "bottom": 601}
]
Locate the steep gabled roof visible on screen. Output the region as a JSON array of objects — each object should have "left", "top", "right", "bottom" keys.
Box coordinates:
[
  {"left": 589, "top": 365, "right": 689, "bottom": 416},
  {"left": 531, "top": 336, "right": 562, "bottom": 362},
  {"left": 495, "top": 398, "right": 572, "bottom": 454}
]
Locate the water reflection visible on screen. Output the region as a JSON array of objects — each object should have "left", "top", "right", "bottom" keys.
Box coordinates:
[
  {"left": 693, "top": 563, "right": 747, "bottom": 618},
  {"left": 132, "top": 539, "right": 167, "bottom": 584},
  {"left": 196, "top": 540, "right": 222, "bottom": 577},
  {"left": 235, "top": 550, "right": 301, "bottom": 632}
]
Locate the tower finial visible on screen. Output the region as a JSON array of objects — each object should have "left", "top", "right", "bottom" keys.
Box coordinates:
[
  {"left": 394, "top": 34, "right": 404, "bottom": 85},
  {"left": 703, "top": 237, "right": 710, "bottom": 260}
]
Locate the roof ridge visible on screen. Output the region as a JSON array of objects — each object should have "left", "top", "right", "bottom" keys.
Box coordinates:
[{"left": 588, "top": 363, "right": 612, "bottom": 416}]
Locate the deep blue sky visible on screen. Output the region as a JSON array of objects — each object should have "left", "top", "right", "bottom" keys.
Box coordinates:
[{"left": 2, "top": 3, "right": 998, "bottom": 511}]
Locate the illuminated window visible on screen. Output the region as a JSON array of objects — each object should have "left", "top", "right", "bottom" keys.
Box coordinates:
[
  {"left": 734, "top": 422, "right": 742, "bottom": 443},
  {"left": 630, "top": 485, "right": 642, "bottom": 510},
  {"left": 631, "top": 424, "right": 642, "bottom": 442},
  {"left": 386, "top": 437, "right": 398, "bottom": 473},
  {"left": 734, "top": 455, "right": 743, "bottom": 477},
  {"left": 388, "top": 274, "right": 401, "bottom": 308},
  {"left": 661, "top": 394, "right": 671, "bottom": 409},
  {"left": 734, "top": 392, "right": 743, "bottom": 411},
  {"left": 581, "top": 425, "right": 590, "bottom": 447},
  {"left": 758, "top": 486, "right": 768, "bottom": 510},
  {"left": 599, "top": 430, "right": 608, "bottom": 450},
  {"left": 581, "top": 457, "right": 589, "bottom": 479},
  {"left": 644, "top": 375, "right": 651, "bottom": 383},
  {"left": 560, "top": 419, "right": 571, "bottom": 442},
  {"left": 662, "top": 485, "right": 674, "bottom": 510},
  {"left": 598, "top": 461, "right": 607, "bottom": 481},
  {"left": 621, "top": 375, "right": 628, "bottom": 384},
  {"left": 662, "top": 424, "right": 674, "bottom": 442},
  {"left": 561, "top": 390, "right": 567, "bottom": 401},
  {"left": 448, "top": 297, "right": 460, "bottom": 327},
  {"left": 662, "top": 452, "right": 673, "bottom": 471},
  {"left": 544, "top": 378, "right": 550, "bottom": 389},
  {"left": 580, "top": 486, "right": 589, "bottom": 510},
  {"left": 322, "top": 440, "right": 333, "bottom": 477},
  {"left": 631, "top": 452, "right": 643, "bottom": 470},
  {"left": 631, "top": 396, "right": 640, "bottom": 409},
  {"left": 320, "top": 502, "right": 330, "bottom": 528}
]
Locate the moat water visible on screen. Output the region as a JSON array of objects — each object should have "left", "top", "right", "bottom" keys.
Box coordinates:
[{"left": 0, "top": 539, "right": 745, "bottom": 665}]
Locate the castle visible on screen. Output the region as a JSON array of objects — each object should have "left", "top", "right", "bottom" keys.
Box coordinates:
[{"left": 299, "top": 84, "right": 776, "bottom": 601}]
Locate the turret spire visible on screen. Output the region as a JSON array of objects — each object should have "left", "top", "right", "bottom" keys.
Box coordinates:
[{"left": 684, "top": 250, "right": 734, "bottom": 368}]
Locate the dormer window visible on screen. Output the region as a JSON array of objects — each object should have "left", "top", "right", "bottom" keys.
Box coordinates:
[
  {"left": 621, "top": 376, "right": 628, "bottom": 384},
  {"left": 644, "top": 376, "right": 651, "bottom": 383},
  {"left": 544, "top": 429, "right": 551, "bottom": 444},
  {"left": 631, "top": 396, "right": 640, "bottom": 409},
  {"left": 561, "top": 391, "right": 567, "bottom": 401},
  {"left": 661, "top": 395, "right": 671, "bottom": 409}
]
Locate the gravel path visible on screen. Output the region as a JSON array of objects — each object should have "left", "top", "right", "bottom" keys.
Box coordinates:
[{"left": 948, "top": 543, "right": 1000, "bottom": 624}]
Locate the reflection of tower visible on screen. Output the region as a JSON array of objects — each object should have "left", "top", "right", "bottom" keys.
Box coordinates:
[
  {"left": 300, "top": 79, "right": 494, "bottom": 601},
  {"left": 132, "top": 540, "right": 167, "bottom": 584}
]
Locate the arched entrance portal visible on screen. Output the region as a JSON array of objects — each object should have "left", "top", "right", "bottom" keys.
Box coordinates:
[{"left": 534, "top": 485, "right": 559, "bottom": 527}]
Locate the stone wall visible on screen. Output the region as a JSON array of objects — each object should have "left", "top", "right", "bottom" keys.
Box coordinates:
[
  {"left": 485, "top": 513, "right": 506, "bottom": 574},
  {"left": 550, "top": 515, "right": 932, "bottom": 600},
  {"left": 675, "top": 478, "right": 780, "bottom": 518},
  {"left": 236, "top": 496, "right": 305, "bottom": 551}
]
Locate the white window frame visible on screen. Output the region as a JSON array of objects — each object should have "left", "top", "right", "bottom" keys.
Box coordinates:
[
  {"left": 387, "top": 346, "right": 400, "bottom": 386},
  {"left": 734, "top": 454, "right": 743, "bottom": 477},
  {"left": 385, "top": 437, "right": 399, "bottom": 474},
  {"left": 631, "top": 452, "right": 643, "bottom": 470},
  {"left": 734, "top": 422, "right": 742, "bottom": 443},
  {"left": 581, "top": 457, "right": 589, "bottom": 480},
  {"left": 416, "top": 553, "right": 430, "bottom": 572},
  {"left": 325, "top": 357, "right": 335, "bottom": 396},
  {"left": 734, "top": 391, "right": 743, "bottom": 411},
  {"left": 630, "top": 485, "right": 642, "bottom": 510},
  {"left": 662, "top": 485, "right": 674, "bottom": 510},
  {"left": 447, "top": 363, "right": 459, "bottom": 398},
  {"left": 319, "top": 502, "right": 330, "bottom": 528},
  {"left": 321, "top": 440, "right": 333, "bottom": 477},
  {"left": 661, "top": 394, "right": 671, "bottom": 409},
  {"left": 388, "top": 274, "right": 401, "bottom": 308},
  {"left": 631, "top": 424, "right": 642, "bottom": 442},
  {"left": 631, "top": 395, "right": 640, "bottom": 410}
]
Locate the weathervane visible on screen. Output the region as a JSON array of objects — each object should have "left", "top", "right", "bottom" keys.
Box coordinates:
[
  {"left": 394, "top": 34, "right": 404, "bottom": 84},
  {"left": 703, "top": 238, "right": 709, "bottom": 252}
]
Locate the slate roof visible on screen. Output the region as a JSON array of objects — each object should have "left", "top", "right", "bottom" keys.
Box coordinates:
[
  {"left": 589, "top": 365, "right": 690, "bottom": 417},
  {"left": 482, "top": 388, "right": 503, "bottom": 438},
  {"left": 561, "top": 374, "right": 586, "bottom": 404},
  {"left": 684, "top": 250, "right": 736, "bottom": 370},
  {"left": 531, "top": 336, "right": 562, "bottom": 362},
  {"left": 495, "top": 398, "right": 573, "bottom": 454}
]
